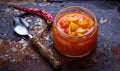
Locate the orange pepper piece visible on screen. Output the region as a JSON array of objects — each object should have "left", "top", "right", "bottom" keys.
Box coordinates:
[
  {"left": 68, "top": 26, "right": 71, "bottom": 36},
  {"left": 64, "top": 28, "right": 68, "bottom": 34},
  {"left": 78, "top": 19, "right": 89, "bottom": 27},
  {"left": 59, "top": 20, "right": 69, "bottom": 28}
]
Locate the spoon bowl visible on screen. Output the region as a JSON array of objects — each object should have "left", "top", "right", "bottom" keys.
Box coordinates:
[{"left": 13, "top": 17, "right": 32, "bottom": 38}]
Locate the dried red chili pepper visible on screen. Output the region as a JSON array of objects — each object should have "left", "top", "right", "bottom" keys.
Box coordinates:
[{"left": 9, "top": 5, "right": 53, "bottom": 25}]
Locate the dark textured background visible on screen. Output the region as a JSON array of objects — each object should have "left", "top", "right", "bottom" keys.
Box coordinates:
[{"left": 0, "top": 0, "right": 120, "bottom": 71}]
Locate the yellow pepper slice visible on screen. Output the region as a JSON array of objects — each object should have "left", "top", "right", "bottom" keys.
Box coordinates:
[
  {"left": 88, "top": 21, "right": 94, "bottom": 28},
  {"left": 69, "top": 22, "right": 78, "bottom": 31},
  {"left": 66, "top": 17, "right": 79, "bottom": 22},
  {"left": 70, "top": 32, "right": 76, "bottom": 36},
  {"left": 78, "top": 19, "right": 89, "bottom": 27},
  {"left": 76, "top": 33, "right": 83, "bottom": 36},
  {"left": 76, "top": 28, "right": 87, "bottom": 33}
]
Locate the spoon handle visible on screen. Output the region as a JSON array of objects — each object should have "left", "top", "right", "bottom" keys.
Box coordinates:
[{"left": 30, "top": 37, "right": 62, "bottom": 69}]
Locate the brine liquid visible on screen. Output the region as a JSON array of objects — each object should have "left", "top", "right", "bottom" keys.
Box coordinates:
[{"left": 52, "top": 12, "right": 98, "bottom": 57}]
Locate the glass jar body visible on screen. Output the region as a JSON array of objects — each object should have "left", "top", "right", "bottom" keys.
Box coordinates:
[{"left": 52, "top": 6, "right": 98, "bottom": 57}]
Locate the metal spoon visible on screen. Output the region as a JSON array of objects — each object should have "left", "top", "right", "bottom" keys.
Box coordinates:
[{"left": 12, "top": 17, "right": 61, "bottom": 69}]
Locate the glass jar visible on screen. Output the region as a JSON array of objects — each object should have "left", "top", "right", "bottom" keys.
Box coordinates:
[{"left": 52, "top": 6, "right": 98, "bottom": 57}]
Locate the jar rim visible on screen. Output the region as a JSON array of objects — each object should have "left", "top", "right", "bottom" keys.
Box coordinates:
[{"left": 54, "top": 6, "right": 97, "bottom": 38}]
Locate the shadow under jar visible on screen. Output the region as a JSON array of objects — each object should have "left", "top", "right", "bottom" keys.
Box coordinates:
[{"left": 52, "top": 6, "right": 98, "bottom": 57}]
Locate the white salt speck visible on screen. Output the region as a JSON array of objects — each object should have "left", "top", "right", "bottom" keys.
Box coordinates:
[
  {"left": 27, "top": 19, "right": 32, "bottom": 22},
  {"left": 5, "top": 54, "right": 9, "bottom": 57},
  {"left": 18, "top": 39, "right": 27, "bottom": 44},
  {"left": 16, "top": 45, "right": 19, "bottom": 47},
  {"left": 18, "top": 39, "right": 28, "bottom": 49},
  {"left": 100, "top": 17, "right": 108, "bottom": 24},
  {"left": 45, "top": 35, "right": 50, "bottom": 41},
  {"left": 5, "top": 8, "right": 10, "bottom": 12}
]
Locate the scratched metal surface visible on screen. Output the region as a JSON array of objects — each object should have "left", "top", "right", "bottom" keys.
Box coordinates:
[{"left": 0, "top": 1, "right": 120, "bottom": 71}]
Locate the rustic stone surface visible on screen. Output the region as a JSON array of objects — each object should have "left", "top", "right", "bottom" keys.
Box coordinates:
[
  {"left": 0, "top": 1, "right": 120, "bottom": 71},
  {"left": 112, "top": 47, "right": 120, "bottom": 61}
]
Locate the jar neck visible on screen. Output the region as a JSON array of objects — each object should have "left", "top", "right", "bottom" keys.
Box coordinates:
[{"left": 53, "top": 6, "right": 97, "bottom": 38}]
